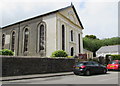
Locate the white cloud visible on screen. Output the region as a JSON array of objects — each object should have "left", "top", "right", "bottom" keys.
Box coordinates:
[
  {"left": 79, "top": 1, "right": 118, "bottom": 39},
  {"left": 1, "top": 0, "right": 119, "bottom": 39}
]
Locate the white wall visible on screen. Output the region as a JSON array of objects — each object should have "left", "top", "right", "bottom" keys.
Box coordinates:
[
  {"left": 0, "top": 29, "right": 2, "bottom": 50},
  {"left": 96, "top": 52, "right": 119, "bottom": 57},
  {"left": 56, "top": 13, "right": 83, "bottom": 56},
  {"left": 43, "top": 14, "right": 56, "bottom": 57}
]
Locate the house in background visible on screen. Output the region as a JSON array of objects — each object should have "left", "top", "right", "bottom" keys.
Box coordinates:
[
  {"left": 1, "top": 4, "right": 84, "bottom": 57},
  {"left": 96, "top": 45, "right": 120, "bottom": 57},
  {"left": 83, "top": 49, "right": 93, "bottom": 59}
]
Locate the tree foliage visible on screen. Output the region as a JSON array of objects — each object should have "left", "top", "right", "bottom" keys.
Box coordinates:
[
  {"left": 83, "top": 36, "right": 120, "bottom": 57},
  {"left": 85, "top": 35, "right": 98, "bottom": 39}
]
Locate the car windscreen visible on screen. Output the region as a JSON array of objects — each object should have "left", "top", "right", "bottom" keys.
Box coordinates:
[
  {"left": 109, "top": 61, "right": 117, "bottom": 64},
  {"left": 75, "top": 62, "right": 87, "bottom": 66},
  {"left": 118, "top": 61, "right": 120, "bottom": 64}
]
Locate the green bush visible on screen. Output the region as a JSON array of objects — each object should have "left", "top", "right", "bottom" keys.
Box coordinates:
[
  {"left": 51, "top": 50, "right": 68, "bottom": 57},
  {"left": 0, "top": 50, "right": 2, "bottom": 55},
  {"left": 111, "top": 55, "right": 120, "bottom": 60},
  {"left": 67, "top": 56, "right": 74, "bottom": 58},
  {"left": 0, "top": 49, "right": 14, "bottom": 56}
]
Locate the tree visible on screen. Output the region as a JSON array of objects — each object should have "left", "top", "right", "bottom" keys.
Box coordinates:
[
  {"left": 85, "top": 35, "right": 98, "bottom": 39},
  {"left": 83, "top": 36, "right": 120, "bottom": 57}
]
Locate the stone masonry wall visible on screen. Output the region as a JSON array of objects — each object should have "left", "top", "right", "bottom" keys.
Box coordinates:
[{"left": 2, "top": 56, "right": 75, "bottom": 77}]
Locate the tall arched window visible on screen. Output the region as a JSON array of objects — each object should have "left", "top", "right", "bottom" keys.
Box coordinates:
[
  {"left": 2, "top": 34, "right": 5, "bottom": 49},
  {"left": 11, "top": 31, "right": 15, "bottom": 52},
  {"left": 24, "top": 28, "right": 29, "bottom": 52},
  {"left": 39, "top": 24, "right": 45, "bottom": 51},
  {"left": 71, "top": 47, "right": 74, "bottom": 56},
  {"left": 78, "top": 34, "right": 81, "bottom": 53},
  {"left": 62, "top": 25, "right": 65, "bottom": 50},
  {"left": 71, "top": 30, "right": 73, "bottom": 41}
]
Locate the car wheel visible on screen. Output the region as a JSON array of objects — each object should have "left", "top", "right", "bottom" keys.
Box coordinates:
[
  {"left": 74, "top": 72, "right": 79, "bottom": 75},
  {"left": 103, "top": 69, "right": 107, "bottom": 74},
  {"left": 118, "top": 67, "right": 120, "bottom": 71},
  {"left": 85, "top": 70, "right": 91, "bottom": 76}
]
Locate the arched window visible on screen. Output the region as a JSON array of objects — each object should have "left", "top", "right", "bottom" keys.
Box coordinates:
[
  {"left": 78, "top": 34, "right": 81, "bottom": 53},
  {"left": 11, "top": 31, "right": 15, "bottom": 52},
  {"left": 39, "top": 24, "right": 45, "bottom": 51},
  {"left": 2, "top": 34, "right": 5, "bottom": 49},
  {"left": 62, "top": 25, "right": 65, "bottom": 50},
  {"left": 71, "top": 47, "right": 74, "bottom": 56},
  {"left": 24, "top": 28, "right": 29, "bottom": 52},
  {"left": 71, "top": 30, "right": 73, "bottom": 41}
]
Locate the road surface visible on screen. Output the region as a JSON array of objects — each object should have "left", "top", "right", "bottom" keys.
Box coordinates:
[{"left": 2, "top": 71, "right": 120, "bottom": 84}]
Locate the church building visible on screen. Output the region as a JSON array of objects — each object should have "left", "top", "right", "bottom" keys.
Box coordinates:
[{"left": 1, "top": 4, "right": 84, "bottom": 57}]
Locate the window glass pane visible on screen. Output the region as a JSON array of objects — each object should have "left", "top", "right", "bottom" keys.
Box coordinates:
[
  {"left": 78, "top": 34, "right": 80, "bottom": 53},
  {"left": 2, "top": 34, "right": 5, "bottom": 49},
  {"left": 39, "top": 25, "right": 45, "bottom": 51},
  {"left": 109, "top": 61, "right": 117, "bottom": 64},
  {"left": 62, "top": 25, "right": 65, "bottom": 50},
  {"left": 71, "top": 30, "right": 73, "bottom": 41},
  {"left": 71, "top": 47, "right": 74, "bottom": 56},
  {"left": 11, "top": 32, "right": 15, "bottom": 52},
  {"left": 118, "top": 61, "right": 120, "bottom": 64},
  {"left": 24, "top": 29, "right": 29, "bottom": 52}
]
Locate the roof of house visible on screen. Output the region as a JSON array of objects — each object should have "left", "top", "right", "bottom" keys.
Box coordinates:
[
  {"left": 83, "top": 49, "right": 93, "bottom": 53},
  {"left": 96, "top": 45, "right": 120, "bottom": 53},
  {"left": 2, "top": 4, "right": 84, "bottom": 29}
]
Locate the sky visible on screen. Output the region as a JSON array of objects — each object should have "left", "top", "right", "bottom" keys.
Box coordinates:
[{"left": 0, "top": 0, "right": 119, "bottom": 39}]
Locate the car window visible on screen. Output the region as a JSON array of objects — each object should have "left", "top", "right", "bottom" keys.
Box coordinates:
[
  {"left": 75, "top": 62, "right": 87, "bottom": 66},
  {"left": 118, "top": 61, "right": 120, "bottom": 64},
  {"left": 109, "top": 61, "right": 117, "bottom": 64},
  {"left": 86, "top": 62, "right": 94, "bottom": 66},
  {"left": 92, "top": 62, "right": 99, "bottom": 66}
]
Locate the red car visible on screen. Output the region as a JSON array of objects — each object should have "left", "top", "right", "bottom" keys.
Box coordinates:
[{"left": 107, "top": 60, "right": 120, "bottom": 70}]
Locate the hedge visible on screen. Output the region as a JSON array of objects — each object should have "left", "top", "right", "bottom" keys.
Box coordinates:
[
  {"left": 0, "top": 49, "right": 14, "bottom": 56},
  {"left": 106, "top": 54, "right": 120, "bottom": 60},
  {"left": 51, "top": 50, "right": 68, "bottom": 57}
]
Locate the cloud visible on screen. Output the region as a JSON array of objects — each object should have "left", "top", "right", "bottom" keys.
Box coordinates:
[
  {"left": 1, "top": 0, "right": 119, "bottom": 39},
  {"left": 77, "top": 1, "right": 118, "bottom": 39}
]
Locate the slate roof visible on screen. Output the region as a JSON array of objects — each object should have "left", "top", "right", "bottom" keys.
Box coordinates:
[
  {"left": 96, "top": 45, "right": 120, "bottom": 53},
  {"left": 2, "top": 4, "right": 84, "bottom": 29},
  {"left": 83, "top": 49, "right": 93, "bottom": 53}
]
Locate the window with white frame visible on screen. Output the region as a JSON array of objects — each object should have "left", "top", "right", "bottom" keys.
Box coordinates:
[
  {"left": 39, "top": 24, "right": 45, "bottom": 51},
  {"left": 24, "top": 28, "right": 29, "bottom": 52},
  {"left": 71, "top": 47, "right": 74, "bottom": 56},
  {"left": 2, "top": 34, "right": 5, "bottom": 49},
  {"left": 71, "top": 30, "right": 73, "bottom": 41},
  {"left": 62, "top": 25, "right": 65, "bottom": 51},
  {"left": 11, "top": 31, "right": 15, "bottom": 52}
]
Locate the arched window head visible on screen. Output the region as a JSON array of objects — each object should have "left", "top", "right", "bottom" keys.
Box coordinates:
[
  {"left": 24, "top": 28, "right": 29, "bottom": 52},
  {"left": 2, "top": 34, "right": 5, "bottom": 49},
  {"left": 39, "top": 24, "right": 45, "bottom": 51},
  {"left": 11, "top": 31, "right": 15, "bottom": 52},
  {"left": 71, "top": 30, "right": 73, "bottom": 41},
  {"left": 62, "top": 25, "right": 65, "bottom": 50},
  {"left": 71, "top": 47, "right": 74, "bottom": 56}
]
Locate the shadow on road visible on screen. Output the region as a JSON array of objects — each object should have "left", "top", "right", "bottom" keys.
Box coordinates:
[{"left": 74, "top": 72, "right": 111, "bottom": 77}]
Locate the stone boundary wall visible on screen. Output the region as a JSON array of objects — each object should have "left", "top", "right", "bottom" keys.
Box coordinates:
[{"left": 1, "top": 56, "right": 75, "bottom": 77}]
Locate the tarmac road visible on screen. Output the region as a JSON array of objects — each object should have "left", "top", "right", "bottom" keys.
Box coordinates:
[{"left": 2, "top": 71, "right": 120, "bottom": 85}]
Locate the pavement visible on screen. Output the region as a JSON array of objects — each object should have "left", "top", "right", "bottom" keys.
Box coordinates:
[{"left": 0, "top": 72, "right": 73, "bottom": 81}]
